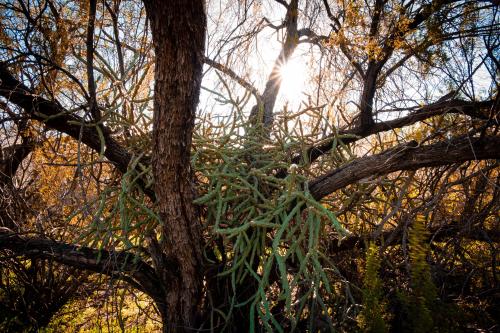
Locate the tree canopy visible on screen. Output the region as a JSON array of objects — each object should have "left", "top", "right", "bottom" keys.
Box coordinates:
[{"left": 0, "top": 0, "right": 499, "bottom": 332}]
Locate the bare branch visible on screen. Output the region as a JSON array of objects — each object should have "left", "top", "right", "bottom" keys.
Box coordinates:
[
  {"left": 0, "top": 62, "right": 154, "bottom": 198},
  {"left": 86, "top": 0, "right": 100, "bottom": 120},
  {"left": 309, "top": 135, "right": 500, "bottom": 200},
  {"left": 293, "top": 99, "right": 495, "bottom": 166},
  {"left": 328, "top": 223, "right": 500, "bottom": 253},
  {"left": 204, "top": 57, "right": 262, "bottom": 104},
  {"left": 0, "top": 228, "right": 164, "bottom": 302}
]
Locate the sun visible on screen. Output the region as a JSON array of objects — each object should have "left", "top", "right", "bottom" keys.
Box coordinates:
[{"left": 279, "top": 57, "right": 306, "bottom": 106}]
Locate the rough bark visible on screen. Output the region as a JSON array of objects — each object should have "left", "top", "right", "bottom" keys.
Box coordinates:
[
  {"left": 143, "top": 1, "right": 206, "bottom": 331},
  {"left": 309, "top": 135, "right": 500, "bottom": 200},
  {"left": 358, "top": 63, "right": 379, "bottom": 129}
]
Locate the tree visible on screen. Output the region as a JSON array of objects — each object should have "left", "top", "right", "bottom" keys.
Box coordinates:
[{"left": 0, "top": 0, "right": 499, "bottom": 332}]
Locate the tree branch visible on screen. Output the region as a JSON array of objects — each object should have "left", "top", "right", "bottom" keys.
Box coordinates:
[
  {"left": 203, "top": 57, "right": 262, "bottom": 104},
  {"left": 249, "top": 0, "right": 299, "bottom": 128},
  {"left": 0, "top": 228, "right": 164, "bottom": 302},
  {"left": 86, "top": 0, "right": 100, "bottom": 120},
  {"left": 328, "top": 223, "right": 500, "bottom": 253},
  {"left": 0, "top": 62, "right": 154, "bottom": 198},
  {"left": 309, "top": 135, "right": 500, "bottom": 200},
  {"left": 292, "top": 99, "right": 495, "bottom": 166}
]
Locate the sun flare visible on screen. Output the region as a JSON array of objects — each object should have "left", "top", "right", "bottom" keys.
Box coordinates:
[{"left": 279, "top": 57, "right": 306, "bottom": 106}]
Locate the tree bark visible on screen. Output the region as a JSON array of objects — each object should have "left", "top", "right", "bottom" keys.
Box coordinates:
[
  {"left": 143, "top": 1, "right": 206, "bottom": 331},
  {"left": 249, "top": 0, "right": 299, "bottom": 129},
  {"left": 309, "top": 135, "right": 500, "bottom": 200},
  {"left": 294, "top": 99, "right": 494, "bottom": 167}
]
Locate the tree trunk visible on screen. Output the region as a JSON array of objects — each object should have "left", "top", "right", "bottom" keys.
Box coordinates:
[{"left": 143, "top": 1, "right": 206, "bottom": 332}]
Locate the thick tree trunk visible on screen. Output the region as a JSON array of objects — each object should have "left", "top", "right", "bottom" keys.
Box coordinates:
[{"left": 143, "top": 1, "right": 206, "bottom": 332}]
